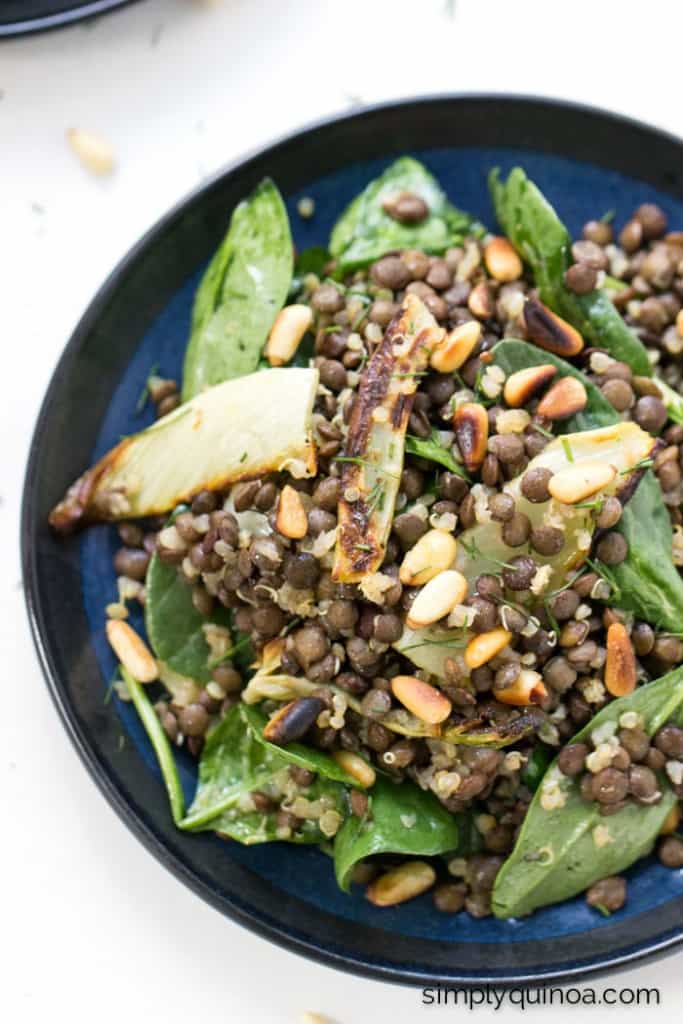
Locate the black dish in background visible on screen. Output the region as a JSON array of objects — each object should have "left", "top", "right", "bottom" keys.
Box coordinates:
[
  {"left": 22, "top": 96, "right": 683, "bottom": 986},
  {"left": 0, "top": 0, "right": 137, "bottom": 36}
]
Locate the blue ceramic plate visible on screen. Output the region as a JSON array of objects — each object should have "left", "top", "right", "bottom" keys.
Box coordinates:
[
  {"left": 22, "top": 96, "right": 683, "bottom": 985},
  {"left": 0, "top": 0, "right": 136, "bottom": 36}
]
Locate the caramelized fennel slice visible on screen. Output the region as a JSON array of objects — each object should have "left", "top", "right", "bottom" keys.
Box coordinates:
[
  {"left": 395, "top": 422, "right": 656, "bottom": 679},
  {"left": 49, "top": 367, "right": 319, "bottom": 532},
  {"left": 333, "top": 295, "right": 443, "bottom": 582}
]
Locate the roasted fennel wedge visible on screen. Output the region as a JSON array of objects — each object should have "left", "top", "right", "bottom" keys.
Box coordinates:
[
  {"left": 333, "top": 295, "right": 444, "bottom": 581},
  {"left": 49, "top": 367, "right": 318, "bottom": 531},
  {"left": 395, "top": 421, "right": 656, "bottom": 679}
]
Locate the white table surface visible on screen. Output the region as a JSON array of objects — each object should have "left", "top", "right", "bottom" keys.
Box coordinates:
[{"left": 4, "top": 1, "right": 683, "bottom": 1020}]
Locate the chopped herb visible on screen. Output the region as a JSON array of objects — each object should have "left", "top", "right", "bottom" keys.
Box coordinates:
[
  {"left": 620, "top": 457, "right": 654, "bottom": 475},
  {"left": 546, "top": 568, "right": 587, "bottom": 600},
  {"left": 401, "top": 634, "right": 468, "bottom": 653},
  {"left": 391, "top": 370, "right": 429, "bottom": 380},
  {"left": 586, "top": 558, "right": 621, "bottom": 601},
  {"left": 239, "top": 451, "right": 248, "bottom": 463},
  {"left": 354, "top": 543, "right": 373, "bottom": 552},
  {"left": 350, "top": 295, "right": 372, "bottom": 331},
  {"left": 279, "top": 616, "right": 302, "bottom": 638},
  {"left": 334, "top": 455, "right": 371, "bottom": 466},
  {"left": 561, "top": 437, "right": 574, "bottom": 463},
  {"left": 593, "top": 902, "right": 612, "bottom": 917},
  {"left": 460, "top": 535, "right": 514, "bottom": 570},
  {"left": 574, "top": 497, "right": 605, "bottom": 511},
  {"left": 600, "top": 209, "right": 615, "bottom": 224},
  {"left": 209, "top": 634, "right": 253, "bottom": 669},
  {"left": 531, "top": 422, "right": 554, "bottom": 440},
  {"left": 135, "top": 363, "right": 159, "bottom": 412},
  {"left": 543, "top": 598, "right": 560, "bottom": 638},
  {"left": 366, "top": 479, "right": 385, "bottom": 515}
]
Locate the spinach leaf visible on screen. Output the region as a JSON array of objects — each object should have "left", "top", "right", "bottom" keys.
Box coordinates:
[
  {"left": 294, "top": 245, "right": 330, "bottom": 278},
  {"left": 119, "top": 666, "right": 185, "bottom": 825},
  {"left": 490, "top": 167, "right": 652, "bottom": 377},
  {"left": 655, "top": 378, "right": 683, "bottom": 426},
  {"left": 182, "top": 705, "right": 349, "bottom": 842},
  {"left": 333, "top": 774, "right": 461, "bottom": 892},
  {"left": 596, "top": 475, "right": 683, "bottom": 632},
  {"left": 491, "top": 339, "right": 683, "bottom": 633},
  {"left": 144, "top": 550, "right": 235, "bottom": 684},
  {"left": 493, "top": 666, "right": 683, "bottom": 918},
  {"left": 405, "top": 430, "right": 470, "bottom": 478},
  {"left": 520, "top": 746, "right": 553, "bottom": 793},
  {"left": 182, "top": 179, "right": 293, "bottom": 400},
  {"left": 330, "top": 157, "right": 476, "bottom": 273}
]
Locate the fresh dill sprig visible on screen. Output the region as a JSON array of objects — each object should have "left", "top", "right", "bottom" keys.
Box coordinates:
[
  {"left": 209, "top": 634, "right": 252, "bottom": 669},
  {"left": 135, "top": 363, "right": 160, "bottom": 412},
  {"left": 531, "top": 422, "right": 554, "bottom": 440},
  {"left": 561, "top": 437, "right": 574, "bottom": 463},
  {"left": 620, "top": 457, "right": 654, "bottom": 475}
]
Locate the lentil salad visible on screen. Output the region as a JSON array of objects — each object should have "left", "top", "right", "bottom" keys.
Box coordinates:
[{"left": 50, "top": 157, "right": 683, "bottom": 919}]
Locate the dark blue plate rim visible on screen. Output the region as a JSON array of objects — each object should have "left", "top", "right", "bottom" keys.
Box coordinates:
[
  {"left": 21, "top": 94, "right": 683, "bottom": 987},
  {"left": 0, "top": 0, "right": 136, "bottom": 37}
]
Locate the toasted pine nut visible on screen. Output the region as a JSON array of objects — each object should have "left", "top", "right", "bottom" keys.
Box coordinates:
[
  {"left": 391, "top": 675, "right": 453, "bottom": 725},
  {"left": 676, "top": 309, "right": 683, "bottom": 340},
  {"left": 660, "top": 804, "right": 681, "bottom": 835},
  {"left": 265, "top": 305, "right": 313, "bottom": 366},
  {"left": 464, "top": 628, "right": 513, "bottom": 670},
  {"left": 106, "top": 619, "right": 158, "bottom": 683},
  {"left": 548, "top": 462, "right": 616, "bottom": 504},
  {"left": 468, "top": 281, "right": 494, "bottom": 320},
  {"left": 524, "top": 298, "right": 584, "bottom": 357},
  {"left": 495, "top": 669, "right": 547, "bottom": 706},
  {"left": 399, "top": 529, "right": 457, "bottom": 586},
  {"left": 406, "top": 570, "right": 468, "bottom": 628},
  {"left": 484, "top": 237, "right": 523, "bottom": 282},
  {"left": 263, "top": 697, "right": 324, "bottom": 744},
  {"left": 503, "top": 364, "right": 557, "bottom": 407},
  {"left": 333, "top": 750, "right": 377, "bottom": 788},
  {"left": 366, "top": 860, "right": 436, "bottom": 906},
  {"left": 430, "top": 320, "right": 482, "bottom": 373},
  {"left": 537, "top": 377, "right": 588, "bottom": 420},
  {"left": 67, "top": 128, "right": 116, "bottom": 176},
  {"left": 453, "top": 402, "right": 488, "bottom": 472},
  {"left": 276, "top": 484, "right": 308, "bottom": 538},
  {"left": 254, "top": 636, "right": 286, "bottom": 671},
  {"left": 605, "top": 622, "right": 637, "bottom": 696}
]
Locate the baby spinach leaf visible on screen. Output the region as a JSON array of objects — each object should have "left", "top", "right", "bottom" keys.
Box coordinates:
[
  {"left": 182, "top": 704, "right": 348, "bottom": 843},
  {"left": 182, "top": 179, "right": 293, "bottom": 400},
  {"left": 405, "top": 430, "right": 470, "bottom": 478},
  {"left": 119, "top": 666, "right": 185, "bottom": 825},
  {"left": 520, "top": 746, "right": 553, "bottom": 793},
  {"left": 492, "top": 666, "right": 683, "bottom": 918},
  {"left": 330, "top": 157, "right": 476, "bottom": 273},
  {"left": 595, "top": 475, "right": 683, "bottom": 632},
  {"left": 294, "top": 245, "right": 330, "bottom": 278},
  {"left": 490, "top": 167, "right": 652, "bottom": 377},
  {"left": 655, "top": 378, "right": 683, "bottom": 426},
  {"left": 492, "top": 339, "right": 683, "bottom": 633},
  {"left": 144, "top": 551, "right": 235, "bottom": 684},
  {"left": 333, "top": 774, "right": 461, "bottom": 892}
]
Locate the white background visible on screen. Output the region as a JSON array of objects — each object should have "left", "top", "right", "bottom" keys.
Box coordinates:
[{"left": 3, "top": 1, "right": 683, "bottom": 1021}]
